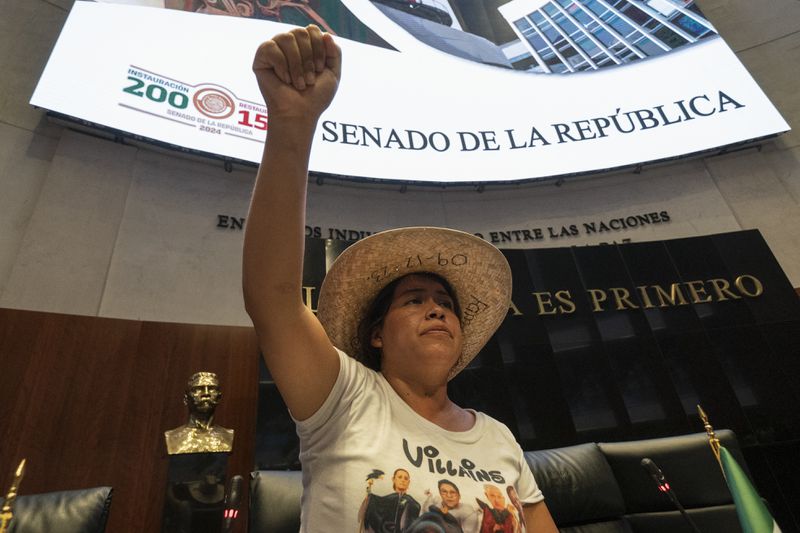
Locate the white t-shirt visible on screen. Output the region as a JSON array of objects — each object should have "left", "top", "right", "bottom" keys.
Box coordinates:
[{"left": 295, "top": 349, "right": 544, "bottom": 533}]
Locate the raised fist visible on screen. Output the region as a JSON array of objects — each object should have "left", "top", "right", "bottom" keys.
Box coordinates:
[{"left": 252, "top": 24, "right": 342, "bottom": 121}]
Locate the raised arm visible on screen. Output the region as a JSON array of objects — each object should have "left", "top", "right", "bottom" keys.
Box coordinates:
[{"left": 243, "top": 26, "right": 341, "bottom": 420}]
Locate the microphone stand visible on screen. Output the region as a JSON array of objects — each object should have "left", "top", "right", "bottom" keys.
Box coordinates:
[
  {"left": 664, "top": 488, "right": 702, "bottom": 533},
  {"left": 641, "top": 458, "right": 702, "bottom": 533}
]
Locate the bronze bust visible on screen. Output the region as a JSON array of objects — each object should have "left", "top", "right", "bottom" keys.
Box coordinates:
[{"left": 164, "top": 372, "right": 234, "bottom": 455}]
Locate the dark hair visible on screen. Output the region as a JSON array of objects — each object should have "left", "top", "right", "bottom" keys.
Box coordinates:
[
  {"left": 438, "top": 479, "right": 459, "bottom": 493},
  {"left": 356, "top": 272, "right": 461, "bottom": 371}
]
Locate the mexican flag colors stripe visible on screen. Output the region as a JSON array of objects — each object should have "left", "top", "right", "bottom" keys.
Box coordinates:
[{"left": 719, "top": 446, "right": 781, "bottom": 533}]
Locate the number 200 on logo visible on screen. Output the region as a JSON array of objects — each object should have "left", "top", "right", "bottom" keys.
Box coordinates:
[{"left": 123, "top": 76, "right": 189, "bottom": 109}]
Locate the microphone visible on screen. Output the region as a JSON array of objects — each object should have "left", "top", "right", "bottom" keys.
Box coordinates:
[
  {"left": 221, "top": 475, "right": 243, "bottom": 533},
  {"left": 640, "top": 458, "right": 702, "bottom": 533},
  {"left": 641, "top": 457, "right": 669, "bottom": 492}
]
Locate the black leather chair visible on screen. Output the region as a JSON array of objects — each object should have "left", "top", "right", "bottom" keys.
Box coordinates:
[
  {"left": 0, "top": 486, "right": 113, "bottom": 533},
  {"left": 249, "top": 431, "right": 751, "bottom": 532},
  {"left": 249, "top": 471, "right": 302, "bottom": 532},
  {"left": 524, "top": 443, "right": 631, "bottom": 533},
  {"left": 599, "top": 430, "right": 744, "bottom": 533}
]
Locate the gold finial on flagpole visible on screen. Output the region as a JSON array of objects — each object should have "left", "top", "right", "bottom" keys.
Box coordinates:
[
  {"left": 697, "top": 405, "right": 721, "bottom": 462},
  {"left": 0, "top": 459, "right": 26, "bottom": 533}
]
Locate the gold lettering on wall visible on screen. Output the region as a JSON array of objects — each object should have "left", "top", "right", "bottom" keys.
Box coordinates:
[
  {"left": 652, "top": 283, "right": 689, "bottom": 308},
  {"left": 554, "top": 290, "right": 576, "bottom": 314},
  {"left": 735, "top": 275, "right": 763, "bottom": 297},
  {"left": 526, "top": 275, "right": 763, "bottom": 316},
  {"left": 532, "top": 292, "right": 558, "bottom": 315},
  {"left": 508, "top": 300, "right": 524, "bottom": 316},
  {"left": 636, "top": 285, "right": 656, "bottom": 309},
  {"left": 528, "top": 291, "right": 576, "bottom": 315},
  {"left": 685, "top": 280, "right": 713, "bottom": 304},
  {"left": 708, "top": 278, "right": 741, "bottom": 301},
  {"left": 587, "top": 289, "right": 608, "bottom": 312},
  {"left": 610, "top": 287, "right": 639, "bottom": 310}
]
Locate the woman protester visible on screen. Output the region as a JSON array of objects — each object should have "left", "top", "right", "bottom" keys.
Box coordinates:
[{"left": 243, "top": 24, "right": 557, "bottom": 533}]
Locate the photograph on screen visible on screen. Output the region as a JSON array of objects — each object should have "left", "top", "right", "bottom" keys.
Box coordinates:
[{"left": 31, "top": 0, "right": 789, "bottom": 183}]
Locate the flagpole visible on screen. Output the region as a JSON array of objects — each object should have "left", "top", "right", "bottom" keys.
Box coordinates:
[
  {"left": 698, "top": 406, "right": 781, "bottom": 532},
  {"left": 697, "top": 405, "right": 721, "bottom": 466},
  {"left": 0, "top": 459, "right": 26, "bottom": 533}
]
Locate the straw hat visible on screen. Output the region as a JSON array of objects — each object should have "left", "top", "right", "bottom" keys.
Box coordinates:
[{"left": 317, "top": 227, "right": 512, "bottom": 379}]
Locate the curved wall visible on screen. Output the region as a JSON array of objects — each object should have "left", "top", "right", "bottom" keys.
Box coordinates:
[{"left": 1, "top": 0, "right": 799, "bottom": 327}]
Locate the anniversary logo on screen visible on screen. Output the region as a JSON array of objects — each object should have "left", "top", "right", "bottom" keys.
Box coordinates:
[{"left": 122, "top": 66, "right": 267, "bottom": 143}]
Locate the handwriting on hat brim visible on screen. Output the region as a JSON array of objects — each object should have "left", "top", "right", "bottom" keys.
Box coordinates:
[
  {"left": 368, "top": 253, "right": 469, "bottom": 283},
  {"left": 462, "top": 295, "right": 489, "bottom": 326}
]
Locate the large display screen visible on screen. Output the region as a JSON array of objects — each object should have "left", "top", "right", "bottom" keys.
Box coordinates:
[{"left": 31, "top": 0, "right": 789, "bottom": 183}]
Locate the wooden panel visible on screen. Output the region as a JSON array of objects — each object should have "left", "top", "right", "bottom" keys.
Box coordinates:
[{"left": 0, "top": 308, "right": 259, "bottom": 533}]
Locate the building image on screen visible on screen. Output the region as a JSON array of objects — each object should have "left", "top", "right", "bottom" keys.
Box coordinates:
[
  {"left": 366, "top": 0, "right": 718, "bottom": 74},
  {"left": 499, "top": 0, "right": 718, "bottom": 73}
]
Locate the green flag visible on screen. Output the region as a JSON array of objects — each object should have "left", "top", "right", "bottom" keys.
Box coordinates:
[{"left": 719, "top": 446, "right": 781, "bottom": 533}]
